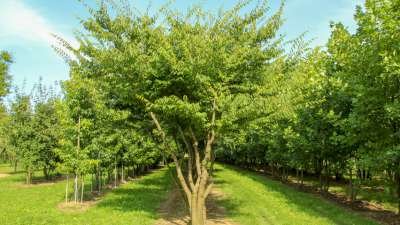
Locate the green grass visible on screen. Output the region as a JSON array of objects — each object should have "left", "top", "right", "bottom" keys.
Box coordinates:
[
  {"left": 284, "top": 172, "right": 397, "bottom": 213},
  {"left": 0, "top": 165, "right": 173, "bottom": 225},
  {"left": 328, "top": 180, "right": 397, "bottom": 212},
  {"left": 213, "top": 164, "right": 379, "bottom": 225},
  {"left": 0, "top": 163, "right": 381, "bottom": 225}
]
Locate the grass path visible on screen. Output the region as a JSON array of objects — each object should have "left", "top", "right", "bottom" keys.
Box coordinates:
[
  {"left": 0, "top": 165, "right": 172, "bottom": 225},
  {"left": 213, "top": 164, "right": 379, "bottom": 225}
]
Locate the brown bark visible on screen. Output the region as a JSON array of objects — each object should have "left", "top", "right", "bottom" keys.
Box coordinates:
[
  {"left": 26, "top": 167, "right": 32, "bottom": 184},
  {"left": 149, "top": 109, "right": 215, "bottom": 225}
]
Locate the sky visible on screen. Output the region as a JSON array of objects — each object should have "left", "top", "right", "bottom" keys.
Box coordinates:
[{"left": 0, "top": 0, "right": 364, "bottom": 94}]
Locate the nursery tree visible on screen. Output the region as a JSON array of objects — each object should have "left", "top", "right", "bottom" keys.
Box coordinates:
[
  {"left": 63, "top": 0, "right": 284, "bottom": 223},
  {"left": 8, "top": 94, "right": 37, "bottom": 184},
  {"left": 328, "top": 0, "right": 400, "bottom": 212}
]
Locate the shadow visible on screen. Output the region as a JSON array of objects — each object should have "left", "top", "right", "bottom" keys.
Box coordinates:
[
  {"left": 214, "top": 164, "right": 386, "bottom": 225},
  {"left": 96, "top": 167, "right": 173, "bottom": 216},
  {"left": 155, "top": 181, "right": 241, "bottom": 225}
]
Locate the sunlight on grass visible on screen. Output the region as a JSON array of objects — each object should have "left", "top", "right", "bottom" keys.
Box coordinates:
[
  {"left": 214, "top": 164, "right": 379, "bottom": 225},
  {"left": 0, "top": 167, "right": 172, "bottom": 225}
]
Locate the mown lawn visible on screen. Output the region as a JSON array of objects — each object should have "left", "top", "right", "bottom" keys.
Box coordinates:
[
  {"left": 0, "top": 165, "right": 172, "bottom": 225},
  {"left": 0, "top": 163, "right": 381, "bottom": 225},
  {"left": 213, "top": 164, "right": 379, "bottom": 225}
]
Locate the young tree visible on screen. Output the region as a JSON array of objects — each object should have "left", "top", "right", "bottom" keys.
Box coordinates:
[
  {"left": 32, "top": 82, "right": 62, "bottom": 179},
  {"left": 8, "top": 93, "right": 37, "bottom": 184}
]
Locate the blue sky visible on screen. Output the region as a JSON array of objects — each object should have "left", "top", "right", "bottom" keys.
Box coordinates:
[{"left": 0, "top": 0, "right": 363, "bottom": 93}]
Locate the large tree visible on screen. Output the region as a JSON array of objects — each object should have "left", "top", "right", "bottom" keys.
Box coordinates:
[{"left": 61, "top": 1, "right": 284, "bottom": 224}]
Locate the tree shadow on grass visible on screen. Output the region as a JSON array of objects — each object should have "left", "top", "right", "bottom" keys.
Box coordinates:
[
  {"left": 214, "top": 164, "right": 380, "bottom": 225},
  {"left": 95, "top": 168, "right": 173, "bottom": 216}
]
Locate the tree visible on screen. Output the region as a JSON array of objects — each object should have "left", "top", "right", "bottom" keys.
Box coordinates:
[
  {"left": 32, "top": 81, "right": 62, "bottom": 179},
  {"left": 328, "top": 0, "right": 400, "bottom": 212},
  {"left": 61, "top": 1, "right": 284, "bottom": 223},
  {"left": 58, "top": 74, "right": 98, "bottom": 203},
  {"left": 8, "top": 93, "right": 37, "bottom": 184},
  {"left": 0, "top": 51, "right": 12, "bottom": 99}
]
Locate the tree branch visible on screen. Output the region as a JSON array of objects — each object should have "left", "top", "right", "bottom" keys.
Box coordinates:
[{"left": 149, "top": 112, "right": 192, "bottom": 203}]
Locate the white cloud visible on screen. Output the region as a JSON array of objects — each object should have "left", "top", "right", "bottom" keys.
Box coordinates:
[{"left": 0, "top": 0, "right": 78, "bottom": 49}]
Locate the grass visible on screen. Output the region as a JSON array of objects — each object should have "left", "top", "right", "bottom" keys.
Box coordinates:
[
  {"left": 284, "top": 171, "right": 398, "bottom": 212},
  {"left": 0, "top": 164, "right": 173, "bottom": 225},
  {"left": 0, "top": 163, "right": 382, "bottom": 225},
  {"left": 213, "top": 164, "right": 380, "bottom": 225},
  {"left": 328, "top": 179, "right": 397, "bottom": 212}
]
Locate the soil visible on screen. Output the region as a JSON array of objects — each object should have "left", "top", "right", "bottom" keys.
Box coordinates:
[
  {"left": 57, "top": 201, "right": 97, "bottom": 213},
  {"left": 0, "top": 173, "right": 10, "bottom": 178},
  {"left": 155, "top": 186, "right": 237, "bottom": 225}
]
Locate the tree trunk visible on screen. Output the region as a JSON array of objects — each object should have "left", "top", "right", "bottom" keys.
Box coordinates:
[
  {"left": 99, "top": 169, "right": 102, "bottom": 193},
  {"left": 300, "top": 169, "right": 304, "bottom": 187},
  {"left": 91, "top": 173, "right": 93, "bottom": 192},
  {"left": 114, "top": 159, "right": 117, "bottom": 188},
  {"left": 349, "top": 168, "right": 356, "bottom": 201},
  {"left": 191, "top": 193, "right": 206, "bottom": 225},
  {"left": 74, "top": 173, "right": 78, "bottom": 203},
  {"left": 75, "top": 115, "right": 81, "bottom": 203},
  {"left": 121, "top": 163, "right": 125, "bottom": 183},
  {"left": 26, "top": 167, "right": 32, "bottom": 185},
  {"left": 81, "top": 176, "right": 84, "bottom": 203},
  {"left": 395, "top": 171, "right": 400, "bottom": 215},
  {"left": 43, "top": 167, "right": 49, "bottom": 180},
  {"left": 65, "top": 174, "right": 69, "bottom": 203}
]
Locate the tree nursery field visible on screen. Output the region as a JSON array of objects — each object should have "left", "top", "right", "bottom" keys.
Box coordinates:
[{"left": 0, "top": 0, "right": 399, "bottom": 224}]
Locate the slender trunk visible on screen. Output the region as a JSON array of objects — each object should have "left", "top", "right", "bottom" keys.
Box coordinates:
[
  {"left": 300, "top": 169, "right": 304, "bottom": 187},
  {"left": 325, "top": 162, "right": 330, "bottom": 192},
  {"left": 65, "top": 174, "right": 69, "bottom": 203},
  {"left": 114, "top": 159, "right": 117, "bottom": 188},
  {"left": 121, "top": 163, "right": 125, "bottom": 183},
  {"left": 395, "top": 171, "right": 400, "bottom": 215},
  {"left": 26, "top": 168, "right": 30, "bottom": 184},
  {"left": 43, "top": 168, "right": 49, "bottom": 180},
  {"left": 75, "top": 115, "right": 81, "bottom": 203},
  {"left": 74, "top": 173, "right": 78, "bottom": 203},
  {"left": 91, "top": 173, "right": 93, "bottom": 192},
  {"left": 14, "top": 160, "right": 17, "bottom": 172},
  {"left": 81, "top": 176, "right": 84, "bottom": 203},
  {"left": 99, "top": 169, "right": 102, "bottom": 193},
  {"left": 349, "top": 168, "right": 355, "bottom": 201}
]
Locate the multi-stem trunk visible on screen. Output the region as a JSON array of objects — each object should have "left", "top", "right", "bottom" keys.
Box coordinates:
[{"left": 150, "top": 109, "right": 215, "bottom": 225}]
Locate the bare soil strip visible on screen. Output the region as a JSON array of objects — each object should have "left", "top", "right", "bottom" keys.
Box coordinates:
[
  {"left": 0, "top": 173, "right": 10, "bottom": 178},
  {"left": 155, "top": 186, "right": 237, "bottom": 225}
]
